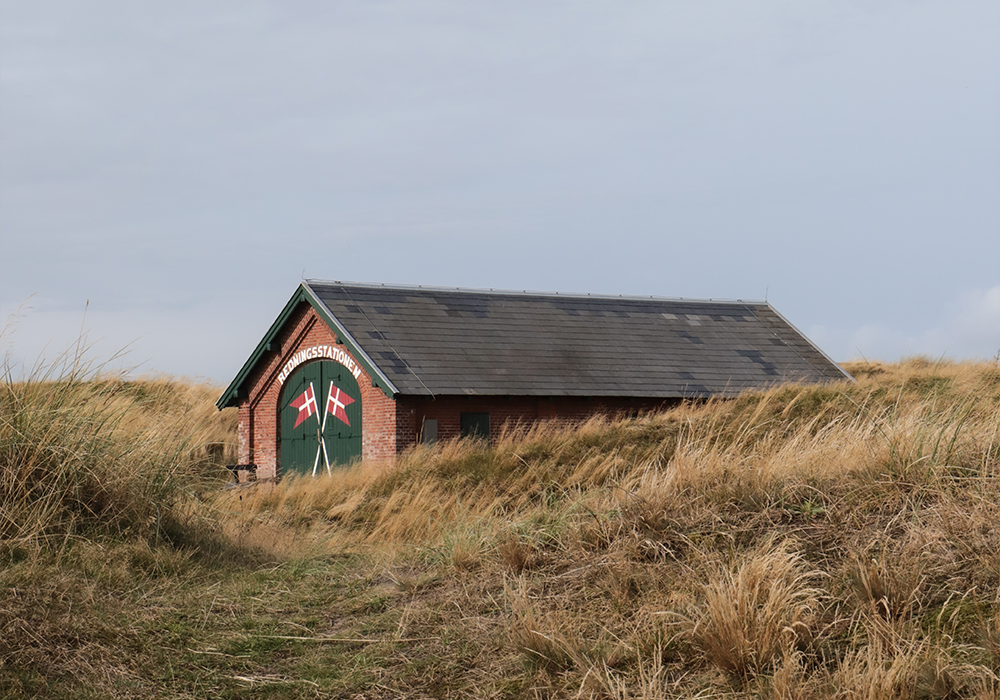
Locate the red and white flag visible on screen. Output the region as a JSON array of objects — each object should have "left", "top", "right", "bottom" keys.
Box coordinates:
[
  {"left": 289, "top": 383, "right": 318, "bottom": 428},
  {"left": 324, "top": 382, "right": 355, "bottom": 428}
]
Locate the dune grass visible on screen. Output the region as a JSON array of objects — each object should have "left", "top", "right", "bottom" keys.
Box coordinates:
[
  {"left": 1, "top": 357, "right": 236, "bottom": 555},
  {"left": 2, "top": 357, "right": 998, "bottom": 698}
]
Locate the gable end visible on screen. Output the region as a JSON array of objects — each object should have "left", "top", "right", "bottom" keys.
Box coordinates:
[{"left": 216, "top": 284, "right": 398, "bottom": 410}]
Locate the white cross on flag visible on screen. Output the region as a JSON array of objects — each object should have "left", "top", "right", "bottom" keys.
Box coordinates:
[
  {"left": 289, "top": 383, "right": 318, "bottom": 428},
  {"left": 324, "top": 382, "right": 355, "bottom": 427}
]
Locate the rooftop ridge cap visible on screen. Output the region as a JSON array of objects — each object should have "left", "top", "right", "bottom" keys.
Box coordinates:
[{"left": 304, "top": 279, "right": 765, "bottom": 305}]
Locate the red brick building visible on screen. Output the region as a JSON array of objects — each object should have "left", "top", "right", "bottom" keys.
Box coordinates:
[{"left": 217, "top": 281, "right": 849, "bottom": 480}]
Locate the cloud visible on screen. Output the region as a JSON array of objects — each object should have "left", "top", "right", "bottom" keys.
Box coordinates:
[
  {"left": 2, "top": 3, "right": 998, "bottom": 377},
  {"left": 949, "top": 286, "right": 1000, "bottom": 348},
  {"left": 809, "top": 286, "right": 1000, "bottom": 362}
]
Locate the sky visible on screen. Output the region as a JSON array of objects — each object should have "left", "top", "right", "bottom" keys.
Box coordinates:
[{"left": 2, "top": 1, "right": 998, "bottom": 383}]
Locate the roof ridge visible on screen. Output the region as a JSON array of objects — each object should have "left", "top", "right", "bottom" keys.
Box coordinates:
[{"left": 304, "top": 279, "right": 765, "bottom": 305}]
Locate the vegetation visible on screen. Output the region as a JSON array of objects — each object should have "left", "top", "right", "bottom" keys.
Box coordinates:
[{"left": 2, "top": 356, "right": 998, "bottom": 698}]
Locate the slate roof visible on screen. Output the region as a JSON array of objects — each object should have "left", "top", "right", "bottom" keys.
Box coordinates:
[{"left": 297, "top": 281, "right": 850, "bottom": 398}]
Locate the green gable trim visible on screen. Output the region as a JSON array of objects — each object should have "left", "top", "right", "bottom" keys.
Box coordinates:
[
  {"left": 216, "top": 284, "right": 398, "bottom": 410},
  {"left": 300, "top": 283, "right": 400, "bottom": 399}
]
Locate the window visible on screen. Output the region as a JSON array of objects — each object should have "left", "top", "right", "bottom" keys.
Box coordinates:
[{"left": 460, "top": 412, "right": 490, "bottom": 441}]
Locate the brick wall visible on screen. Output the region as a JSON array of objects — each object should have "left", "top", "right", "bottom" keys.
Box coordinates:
[
  {"left": 236, "top": 303, "right": 397, "bottom": 479},
  {"left": 401, "top": 395, "right": 680, "bottom": 445}
]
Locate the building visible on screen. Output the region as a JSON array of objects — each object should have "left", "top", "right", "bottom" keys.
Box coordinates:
[{"left": 217, "top": 281, "right": 850, "bottom": 479}]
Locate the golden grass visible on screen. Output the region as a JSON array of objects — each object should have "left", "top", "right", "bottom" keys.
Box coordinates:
[
  {"left": 3, "top": 356, "right": 999, "bottom": 697},
  {"left": 214, "top": 359, "right": 999, "bottom": 554},
  {"left": 1, "top": 358, "right": 236, "bottom": 553},
  {"left": 685, "top": 538, "right": 824, "bottom": 680}
]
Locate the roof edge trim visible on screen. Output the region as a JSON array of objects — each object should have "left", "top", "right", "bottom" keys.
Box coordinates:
[
  {"left": 216, "top": 284, "right": 398, "bottom": 410},
  {"left": 304, "top": 278, "right": 766, "bottom": 306},
  {"left": 764, "top": 303, "right": 855, "bottom": 383},
  {"left": 300, "top": 282, "right": 399, "bottom": 399}
]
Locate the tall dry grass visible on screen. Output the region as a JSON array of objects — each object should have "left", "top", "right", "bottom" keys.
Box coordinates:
[
  {"left": 685, "top": 539, "right": 823, "bottom": 679},
  {"left": 3, "top": 355, "right": 998, "bottom": 697},
  {"left": 0, "top": 353, "right": 236, "bottom": 554},
  {"left": 204, "top": 358, "right": 999, "bottom": 696},
  {"left": 216, "top": 359, "right": 999, "bottom": 550}
]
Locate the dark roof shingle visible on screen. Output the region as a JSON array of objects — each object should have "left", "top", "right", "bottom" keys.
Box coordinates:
[{"left": 306, "top": 282, "right": 849, "bottom": 397}]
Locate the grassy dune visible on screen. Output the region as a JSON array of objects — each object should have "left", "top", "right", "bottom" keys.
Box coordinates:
[{"left": 2, "top": 358, "right": 998, "bottom": 698}]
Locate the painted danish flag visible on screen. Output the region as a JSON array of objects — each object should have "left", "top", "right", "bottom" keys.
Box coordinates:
[
  {"left": 289, "top": 383, "right": 318, "bottom": 428},
  {"left": 324, "top": 381, "right": 355, "bottom": 428}
]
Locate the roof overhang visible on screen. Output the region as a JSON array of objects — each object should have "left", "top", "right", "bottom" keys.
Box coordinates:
[{"left": 216, "top": 283, "right": 398, "bottom": 410}]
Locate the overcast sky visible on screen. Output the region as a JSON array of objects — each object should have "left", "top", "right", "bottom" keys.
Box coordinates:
[{"left": 2, "top": 1, "right": 998, "bottom": 383}]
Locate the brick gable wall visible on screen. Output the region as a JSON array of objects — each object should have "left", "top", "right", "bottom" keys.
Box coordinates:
[{"left": 235, "top": 304, "right": 397, "bottom": 479}]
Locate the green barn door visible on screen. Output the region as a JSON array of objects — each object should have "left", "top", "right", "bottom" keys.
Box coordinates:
[
  {"left": 320, "top": 362, "right": 362, "bottom": 468},
  {"left": 279, "top": 361, "right": 362, "bottom": 477}
]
